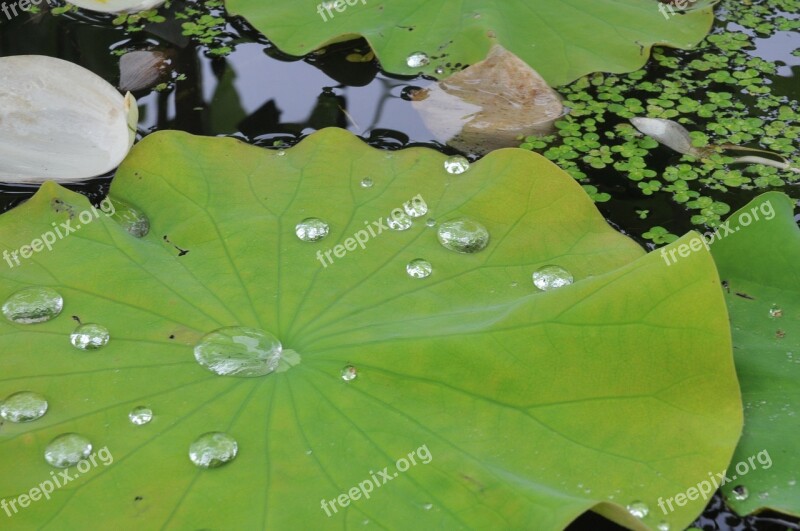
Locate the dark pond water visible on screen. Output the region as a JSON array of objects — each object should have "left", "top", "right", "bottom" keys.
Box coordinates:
[{"left": 0, "top": 1, "right": 798, "bottom": 529}]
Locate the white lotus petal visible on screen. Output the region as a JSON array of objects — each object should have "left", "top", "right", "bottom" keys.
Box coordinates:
[
  {"left": 66, "top": 0, "right": 165, "bottom": 14},
  {"left": 630, "top": 117, "right": 701, "bottom": 157},
  {"left": 0, "top": 55, "right": 137, "bottom": 184}
]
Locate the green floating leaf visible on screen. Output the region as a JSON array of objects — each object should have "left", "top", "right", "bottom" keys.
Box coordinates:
[
  {"left": 225, "top": 0, "right": 715, "bottom": 85},
  {"left": 710, "top": 192, "right": 800, "bottom": 518},
  {"left": 0, "top": 129, "right": 740, "bottom": 529}
]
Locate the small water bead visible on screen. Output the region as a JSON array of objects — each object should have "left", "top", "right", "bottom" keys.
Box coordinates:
[
  {"left": 108, "top": 197, "right": 150, "bottom": 237},
  {"left": 360, "top": 177, "right": 374, "bottom": 188},
  {"left": 769, "top": 304, "right": 783, "bottom": 318},
  {"left": 626, "top": 501, "right": 649, "bottom": 518},
  {"left": 434, "top": 67, "right": 445, "bottom": 75},
  {"left": 406, "top": 259, "right": 433, "bottom": 279},
  {"left": 44, "top": 433, "right": 92, "bottom": 468},
  {"left": 532, "top": 265, "right": 574, "bottom": 291},
  {"left": 425, "top": 218, "right": 436, "bottom": 228},
  {"left": 70, "top": 323, "right": 110, "bottom": 350},
  {"left": 2, "top": 287, "right": 63, "bottom": 324},
  {"left": 0, "top": 391, "right": 48, "bottom": 422},
  {"left": 443, "top": 155, "right": 470, "bottom": 175},
  {"left": 129, "top": 406, "right": 153, "bottom": 425},
  {"left": 277, "top": 149, "right": 286, "bottom": 157},
  {"left": 656, "top": 522, "right": 670, "bottom": 531},
  {"left": 732, "top": 485, "right": 749, "bottom": 501},
  {"left": 437, "top": 218, "right": 490, "bottom": 254},
  {"left": 387, "top": 212, "right": 413, "bottom": 231},
  {"left": 295, "top": 218, "right": 330, "bottom": 242},
  {"left": 189, "top": 432, "right": 238, "bottom": 468},
  {"left": 403, "top": 199, "right": 428, "bottom": 218},
  {"left": 406, "top": 51, "right": 429, "bottom": 68},
  {"left": 195, "top": 327, "right": 284, "bottom": 377},
  {"left": 422, "top": 503, "right": 433, "bottom": 510},
  {"left": 341, "top": 365, "right": 358, "bottom": 381}
]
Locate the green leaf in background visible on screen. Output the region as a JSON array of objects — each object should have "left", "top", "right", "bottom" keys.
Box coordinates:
[
  {"left": 710, "top": 191, "right": 800, "bottom": 518},
  {"left": 0, "top": 129, "right": 740, "bottom": 529},
  {"left": 225, "top": 0, "right": 716, "bottom": 85}
]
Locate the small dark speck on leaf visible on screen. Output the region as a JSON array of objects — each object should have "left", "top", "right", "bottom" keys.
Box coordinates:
[{"left": 735, "top": 292, "right": 755, "bottom": 300}]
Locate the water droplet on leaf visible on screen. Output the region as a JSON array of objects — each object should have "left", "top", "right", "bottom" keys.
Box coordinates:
[
  {"left": 403, "top": 199, "right": 428, "bottom": 218},
  {"left": 70, "top": 323, "right": 110, "bottom": 350},
  {"left": 0, "top": 391, "right": 48, "bottom": 422},
  {"left": 387, "top": 212, "right": 413, "bottom": 231},
  {"left": 194, "top": 327, "right": 283, "bottom": 377},
  {"left": 406, "top": 52, "right": 429, "bottom": 68},
  {"left": 406, "top": 259, "right": 433, "bottom": 279},
  {"left": 295, "top": 218, "right": 330, "bottom": 242},
  {"left": 732, "top": 485, "right": 749, "bottom": 501},
  {"left": 108, "top": 197, "right": 150, "bottom": 237},
  {"left": 360, "top": 177, "right": 374, "bottom": 188},
  {"left": 626, "top": 501, "right": 649, "bottom": 518},
  {"left": 341, "top": 365, "right": 358, "bottom": 382},
  {"left": 44, "top": 433, "right": 92, "bottom": 468},
  {"left": 2, "top": 287, "right": 63, "bottom": 324},
  {"left": 443, "top": 156, "right": 470, "bottom": 174},
  {"left": 532, "top": 265, "right": 574, "bottom": 291},
  {"left": 189, "top": 432, "right": 238, "bottom": 468},
  {"left": 129, "top": 406, "right": 153, "bottom": 425},
  {"left": 437, "top": 218, "right": 490, "bottom": 253},
  {"left": 769, "top": 304, "right": 782, "bottom": 318}
]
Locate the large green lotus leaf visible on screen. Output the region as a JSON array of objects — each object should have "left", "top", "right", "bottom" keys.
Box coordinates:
[
  {"left": 710, "top": 191, "right": 800, "bottom": 518},
  {"left": 224, "top": 0, "right": 716, "bottom": 86},
  {"left": 0, "top": 129, "right": 741, "bottom": 530}
]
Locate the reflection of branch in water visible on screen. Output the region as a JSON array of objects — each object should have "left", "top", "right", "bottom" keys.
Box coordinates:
[
  {"left": 338, "top": 105, "right": 361, "bottom": 133},
  {"left": 363, "top": 77, "right": 395, "bottom": 132}
]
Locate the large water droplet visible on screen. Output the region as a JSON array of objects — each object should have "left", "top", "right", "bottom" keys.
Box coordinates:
[
  {"left": 129, "top": 406, "right": 153, "bottom": 425},
  {"left": 360, "top": 177, "right": 374, "bottom": 188},
  {"left": 0, "top": 391, "right": 48, "bottom": 422},
  {"left": 387, "top": 212, "right": 413, "bottom": 231},
  {"left": 70, "top": 323, "right": 110, "bottom": 350},
  {"left": 732, "top": 485, "right": 749, "bottom": 501},
  {"left": 295, "top": 218, "right": 330, "bottom": 242},
  {"left": 444, "top": 156, "right": 470, "bottom": 175},
  {"left": 532, "top": 265, "right": 574, "bottom": 291},
  {"left": 108, "top": 197, "right": 150, "bottom": 237},
  {"left": 189, "top": 432, "right": 238, "bottom": 468},
  {"left": 194, "top": 327, "right": 283, "bottom": 377},
  {"left": 437, "top": 218, "right": 490, "bottom": 254},
  {"left": 403, "top": 199, "right": 428, "bottom": 218},
  {"left": 406, "top": 259, "right": 432, "bottom": 279},
  {"left": 626, "top": 501, "right": 649, "bottom": 518},
  {"left": 341, "top": 365, "right": 358, "bottom": 382},
  {"left": 406, "top": 51, "right": 429, "bottom": 68},
  {"left": 2, "top": 287, "right": 63, "bottom": 324},
  {"left": 44, "top": 433, "right": 92, "bottom": 468}
]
